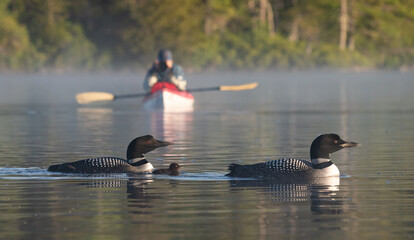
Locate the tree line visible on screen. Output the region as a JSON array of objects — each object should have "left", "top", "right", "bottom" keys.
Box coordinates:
[{"left": 1, "top": 0, "right": 413, "bottom": 71}]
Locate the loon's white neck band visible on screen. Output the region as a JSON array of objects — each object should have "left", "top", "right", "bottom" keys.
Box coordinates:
[
  {"left": 311, "top": 158, "right": 331, "bottom": 165},
  {"left": 128, "top": 156, "right": 146, "bottom": 164}
]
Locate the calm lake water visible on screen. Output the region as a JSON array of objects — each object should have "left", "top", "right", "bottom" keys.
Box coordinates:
[{"left": 0, "top": 71, "right": 413, "bottom": 239}]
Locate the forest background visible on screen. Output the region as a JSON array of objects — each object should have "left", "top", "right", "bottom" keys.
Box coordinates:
[{"left": 1, "top": 0, "right": 413, "bottom": 72}]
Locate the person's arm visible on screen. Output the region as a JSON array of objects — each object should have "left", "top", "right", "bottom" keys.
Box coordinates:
[
  {"left": 170, "top": 65, "right": 187, "bottom": 91},
  {"left": 143, "top": 64, "right": 159, "bottom": 92}
]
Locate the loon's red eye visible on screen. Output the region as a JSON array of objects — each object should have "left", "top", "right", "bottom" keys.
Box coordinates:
[{"left": 334, "top": 140, "right": 338, "bottom": 144}]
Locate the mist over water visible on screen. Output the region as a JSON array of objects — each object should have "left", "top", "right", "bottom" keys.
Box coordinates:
[
  {"left": 0, "top": 71, "right": 414, "bottom": 239},
  {"left": 1, "top": 70, "right": 412, "bottom": 110}
]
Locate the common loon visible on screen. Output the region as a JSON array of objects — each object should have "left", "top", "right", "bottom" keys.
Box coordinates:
[
  {"left": 47, "top": 135, "right": 173, "bottom": 173},
  {"left": 226, "top": 134, "right": 359, "bottom": 180},
  {"left": 153, "top": 163, "right": 181, "bottom": 175}
]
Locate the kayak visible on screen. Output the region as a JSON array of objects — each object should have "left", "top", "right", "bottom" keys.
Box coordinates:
[{"left": 142, "top": 82, "right": 194, "bottom": 112}]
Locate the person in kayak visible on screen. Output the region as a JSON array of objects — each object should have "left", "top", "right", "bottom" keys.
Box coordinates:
[{"left": 143, "top": 49, "right": 187, "bottom": 92}]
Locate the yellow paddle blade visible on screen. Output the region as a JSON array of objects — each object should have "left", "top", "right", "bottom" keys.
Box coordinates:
[
  {"left": 75, "top": 92, "right": 115, "bottom": 104},
  {"left": 219, "top": 82, "right": 259, "bottom": 91}
]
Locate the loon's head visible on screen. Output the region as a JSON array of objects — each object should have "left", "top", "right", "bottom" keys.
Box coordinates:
[
  {"left": 310, "top": 134, "right": 359, "bottom": 159},
  {"left": 127, "top": 135, "right": 173, "bottom": 159},
  {"left": 169, "top": 163, "right": 180, "bottom": 171}
]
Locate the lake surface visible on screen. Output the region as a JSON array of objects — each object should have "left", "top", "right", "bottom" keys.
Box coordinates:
[{"left": 0, "top": 71, "right": 413, "bottom": 239}]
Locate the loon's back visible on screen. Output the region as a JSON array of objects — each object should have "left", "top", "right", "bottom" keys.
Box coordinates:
[
  {"left": 226, "top": 158, "right": 314, "bottom": 180},
  {"left": 48, "top": 157, "right": 138, "bottom": 173}
]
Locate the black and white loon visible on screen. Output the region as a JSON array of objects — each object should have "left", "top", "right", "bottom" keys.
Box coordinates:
[
  {"left": 47, "top": 135, "right": 173, "bottom": 173},
  {"left": 226, "top": 134, "right": 359, "bottom": 180}
]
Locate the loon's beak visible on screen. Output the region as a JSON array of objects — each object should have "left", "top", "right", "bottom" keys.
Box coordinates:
[
  {"left": 154, "top": 139, "right": 174, "bottom": 147},
  {"left": 340, "top": 141, "right": 360, "bottom": 148}
]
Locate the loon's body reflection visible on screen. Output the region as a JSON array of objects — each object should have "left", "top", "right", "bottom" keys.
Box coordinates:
[{"left": 229, "top": 176, "right": 341, "bottom": 213}]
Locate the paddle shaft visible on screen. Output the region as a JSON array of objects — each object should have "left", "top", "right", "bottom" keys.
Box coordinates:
[
  {"left": 187, "top": 86, "right": 220, "bottom": 93},
  {"left": 114, "top": 86, "right": 232, "bottom": 98},
  {"left": 186, "top": 82, "right": 258, "bottom": 92},
  {"left": 113, "top": 87, "right": 219, "bottom": 99},
  {"left": 114, "top": 93, "right": 149, "bottom": 99}
]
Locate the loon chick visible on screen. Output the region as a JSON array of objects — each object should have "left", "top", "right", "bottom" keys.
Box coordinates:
[
  {"left": 226, "top": 134, "right": 359, "bottom": 180},
  {"left": 152, "top": 163, "right": 181, "bottom": 176},
  {"left": 48, "top": 135, "right": 173, "bottom": 173}
]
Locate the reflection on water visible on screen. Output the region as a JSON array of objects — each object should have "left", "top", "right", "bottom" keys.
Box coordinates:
[
  {"left": 229, "top": 177, "right": 344, "bottom": 239},
  {"left": 310, "top": 182, "right": 342, "bottom": 215},
  {"left": 230, "top": 177, "right": 340, "bottom": 208},
  {"left": 76, "top": 107, "right": 114, "bottom": 139},
  {"left": 147, "top": 111, "right": 194, "bottom": 142},
  {"left": 0, "top": 71, "right": 414, "bottom": 239}
]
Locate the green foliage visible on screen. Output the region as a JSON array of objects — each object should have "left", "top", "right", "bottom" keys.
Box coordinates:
[
  {"left": 8, "top": 0, "right": 99, "bottom": 70},
  {"left": 192, "top": 34, "right": 223, "bottom": 70},
  {"left": 0, "top": 0, "right": 45, "bottom": 70},
  {"left": 1, "top": 0, "right": 413, "bottom": 71},
  {"left": 52, "top": 23, "right": 98, "bottom": 70},
  {"left": 354, "top": 0, "right": 414, "bottom": 68},
  {"left": 111, "top": 0, "right": 207, "bottom": 68}
]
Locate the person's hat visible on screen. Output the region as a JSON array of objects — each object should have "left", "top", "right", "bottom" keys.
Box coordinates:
[{"left": 158, "top": 49, "right": 173, "bottom": 62}]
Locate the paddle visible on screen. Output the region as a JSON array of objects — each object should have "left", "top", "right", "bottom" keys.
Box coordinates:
[
  {"left": 75, "top": 82, "right": 258, "bottom": 104},
  {"left": 186, "top": 82, "right": 258, "bottom": 92}
]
